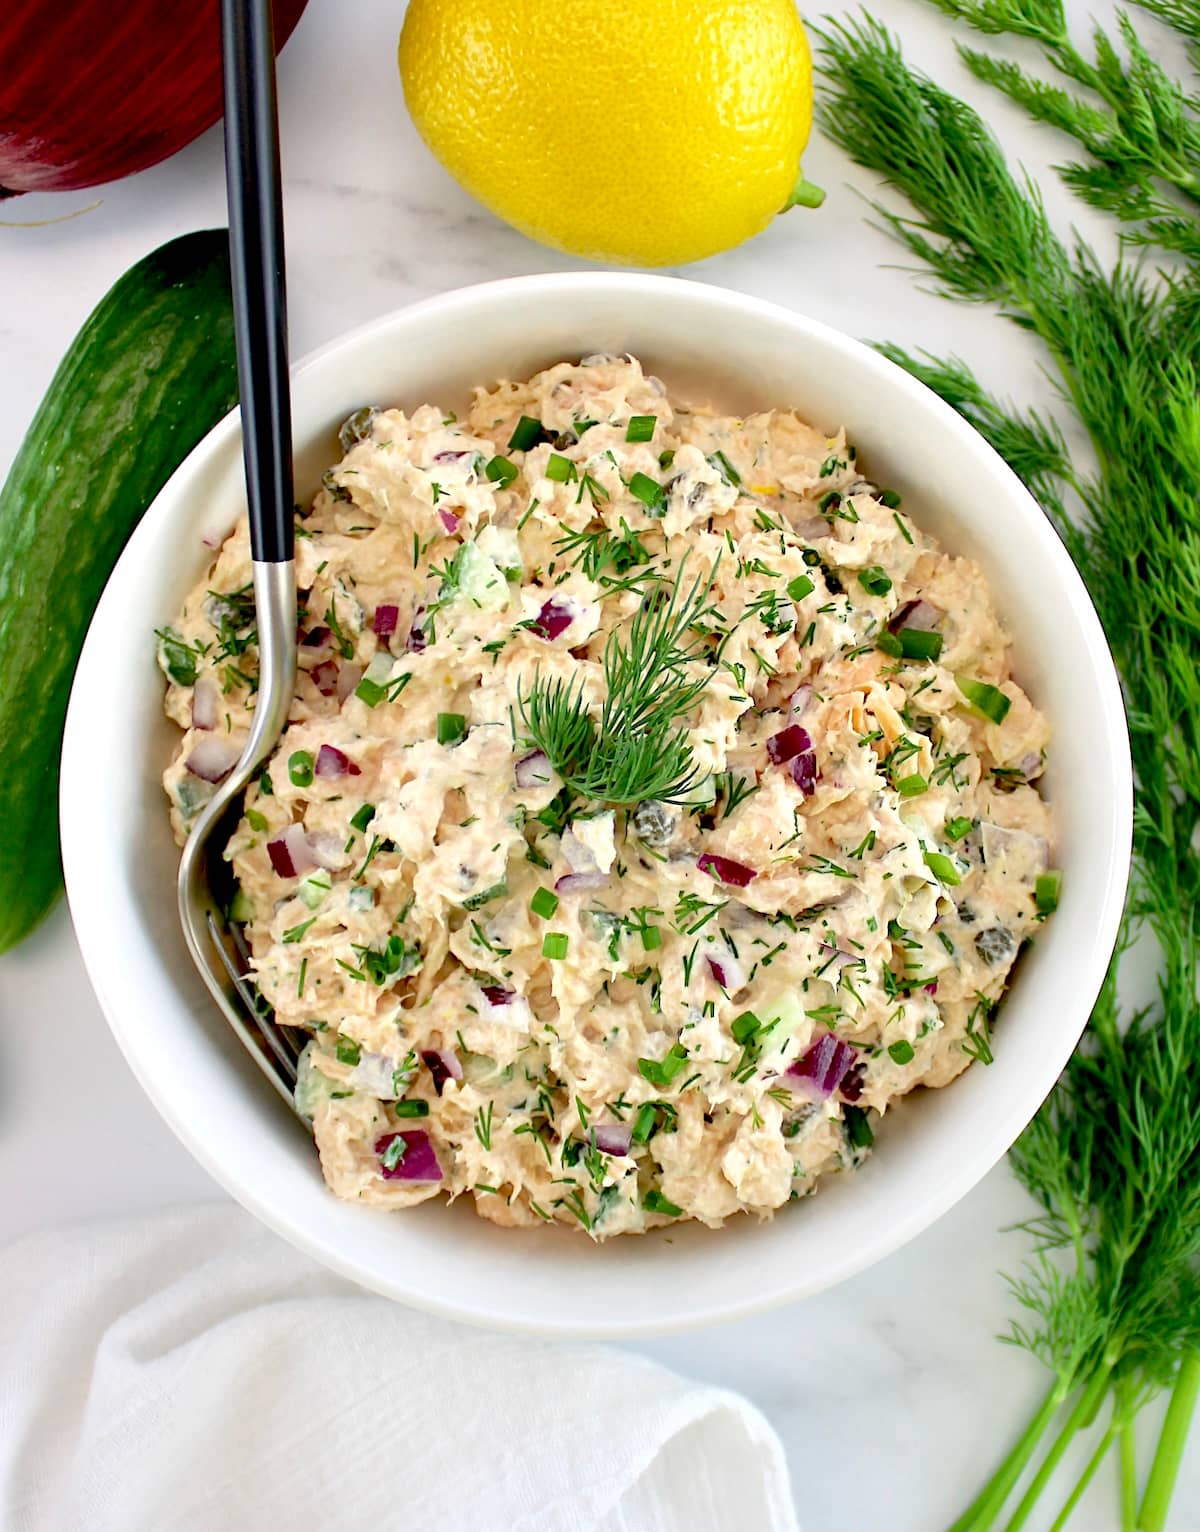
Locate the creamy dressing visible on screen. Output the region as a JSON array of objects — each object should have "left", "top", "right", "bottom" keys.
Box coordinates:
[{"left": 161, "top": 356, "right": 1054, "bottom": 1240}]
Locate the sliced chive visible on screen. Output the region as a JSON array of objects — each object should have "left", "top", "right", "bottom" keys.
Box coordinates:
[
  {"left": 709, "top": 450, "right": 741, "bottom": 485},
  {"left": 731, "top": 1010, "right": 760, "bottom": 1044},
  {"left": 881, "top": 627, "right": 944, "bottom": 662},
  {"left": 542, "top": 932, "right": 569, "bottom": 960},
  {"left": 1036, "top": 869, "right": 1062, "bottom": 913},
  {"left": 485, "top": 454, "right": 518, "bottom": 489},
  {"left": 893, "top": 511, "right": 913, "bottom": 544},
  {"left": 626, "top": 415, "right": 657, "bottom": 442},
  {"left": 336, "top": 1035, "right": 362, "bottom": 1066},
  {"left": 787, "top": 574, "right": 815, "bottom": 602},
  {"left": 380, "top": 1134, "right": 408, "bottom": 1170},
  {"left": 627, "top": 471, "right": 665, "bottom": 510},
  {"left": 888, "top": 1039, "right": 915, "bottom": 1064},
  {"left": 858, "top": 565, "right": 893, "bottom": 596},
  {"left": 632, "top": 1103, "right": 659, "bottom": 1143},
  {"left": 355, "top": 676, "right": 388, "bottom": 707},
  {"left": 819, "top": 490, "right": 842, "bottom": 514},
  {"left": 944, "top": 816, "right": 974, "bottom": 842},
  {"left": 530, "top": 887, "right": 559, "bottom": 919},
  {"left": 350, "top": 803, "right": 376, "bottom": 832},
  {"left": 393, "top": 1099, "right": 430, "bottom": 1118},
  {"left": 844, "top": 1105, "right": 874, "bottom": 1149},
  {"left": 437, "top": 712, "right": 467, "bottom": 745},
  {"left": 641, "top": 924, "right": 663, "bottom": 952},
  {"left": 880, "top": 488, "right": 903, "bottom": 509},
  {"left": 545, "top": 452, "right": 575, "bottom": 483},
  {"left": 643, "top": 1188, "right": 683, "bottom": 1217},
  {"left": 896, "top": 773, "right": 929, "bottom": 797},
  {"left": 288, "top": 750, "right": 314, "bottom": 787},
  {"left": 245, "top": 808, "right": 268, "bottom": 832},
  {"left": 924, "top": 850, "right": 962, "bottom": 886},
  {"left": 637, "top": 1042, "right": 688, "bottom": 1088},
  {"left": 658, "top": 448, "right": 676, "bottom": 471},
  {"left": 507, "top": 415, "right": 544, "bottom": 452},
  {"left": 956, "top": 675, "right": 1013, "bottom": 724}
]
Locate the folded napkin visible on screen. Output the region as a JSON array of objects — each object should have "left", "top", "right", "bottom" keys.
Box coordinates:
[{"left": 0, "top": 1205, "right": 798, "bottom": 1532}]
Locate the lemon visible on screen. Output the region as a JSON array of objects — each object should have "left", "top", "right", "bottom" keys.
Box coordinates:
[{"left": 398, "top": 0, "right": 820, "bottom": 268}]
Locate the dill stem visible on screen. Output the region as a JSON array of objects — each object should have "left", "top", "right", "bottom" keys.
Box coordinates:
[
  {"left": 1047, "top": 1418, "right": 1118, "bottom": 1532},
  {"left": 1119, "top": 1379, "right": 1139, "bottom": 1532},
  {"left": 1138, "top": 1348, "right": 1200, "bottom": 1532},
  {"left": 1002, "top": 1362, "right": 1114, "bottom": 1532},
  {"left": 945, "top": 1377, "right": 1067, "bottom": 1532}
]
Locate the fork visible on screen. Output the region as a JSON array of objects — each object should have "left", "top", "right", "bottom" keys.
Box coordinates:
[{"left": 177, "top": 0, "right": 305, "bottom": 1119}]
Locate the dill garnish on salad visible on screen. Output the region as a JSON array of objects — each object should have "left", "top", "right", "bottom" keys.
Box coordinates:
[{"left": 159, "top": 355, "right": 1054, "bottom": 1239}]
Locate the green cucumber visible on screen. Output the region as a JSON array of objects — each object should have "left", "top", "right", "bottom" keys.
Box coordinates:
[{"left": 0, "top": 230, "right": 239, "bottom": 953}]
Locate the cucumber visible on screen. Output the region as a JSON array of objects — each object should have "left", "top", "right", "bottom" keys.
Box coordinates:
[{"left": 0, "top": 230, "right": 239, "bottom": 953}]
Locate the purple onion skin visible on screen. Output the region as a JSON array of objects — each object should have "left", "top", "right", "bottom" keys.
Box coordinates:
[
  {"left": 375, "top": 1130, "right": 443, "bottom": 1182},
  {"left": 481, "top": 985, "right": 514, "bottom": 1006},
  {"left": 421, "top": 1049, "right": 460, "bottom": 1095},
  {"left": 315, "top": 743, "right": 361, "bottom": 778},
  {"left": 791, "top": 752, "right": 819, "bottom": 796},
  {"left": 529, "top": 600, "right": 574, "bottom": 641},
  {"left": 593, "top": 1124, "right": 633, "bottom": 1157},
  {"left": 766, "top": 724, "right": 812, "bottom": 764},
  {"left": 372, "top": 604, "right": 399, "bottom": 637},
  {"left": 697, "top": 853, "right": 756, "bottom": 887},
  {"left": 787, "top": 1033, "right": 858, "bottom": 1096}
]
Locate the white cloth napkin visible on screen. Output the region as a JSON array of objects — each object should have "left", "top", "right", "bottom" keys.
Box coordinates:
[{"left": 0, "top": 1205, "right": 799, "bottom": 1532}]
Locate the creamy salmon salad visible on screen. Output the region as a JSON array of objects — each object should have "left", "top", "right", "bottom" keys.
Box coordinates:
[{"left": 160, "top": 355, "right": 1058, "bottom": 1240}]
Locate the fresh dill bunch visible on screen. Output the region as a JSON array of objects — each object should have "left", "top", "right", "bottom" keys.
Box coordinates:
[
  {"left": 818, "top": 16, "right": 1200, "bottom": 1531},
  {"left": 518, "top": 557, "right": 715, "bottom": 806}
]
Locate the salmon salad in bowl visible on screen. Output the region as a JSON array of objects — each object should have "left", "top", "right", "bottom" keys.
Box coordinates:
[{"left": 158, "top": 352, "right": 1059, "bottom": 1242}]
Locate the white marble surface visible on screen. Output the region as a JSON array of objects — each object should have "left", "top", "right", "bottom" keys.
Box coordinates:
[{"left": 1, "top": 1, "right": 1196, "bottom": 1527}]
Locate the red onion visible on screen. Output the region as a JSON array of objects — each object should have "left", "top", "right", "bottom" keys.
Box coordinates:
[
  {"left": 191, "top": 677, "right": 218, "bottom": 730},
  {"left": 514, "top": 750, "right": 553, "bottom": 789},
  {"left": 308, "top": 832, "right": 351, "bottom": 872},
  {"left": 0, "top": 0, "right": 308, "bottom": 196},
  {"left": 433, "top": 449, "right": 473, "bottom": 466},
  {"left": 697, "top": 853, "right": 756, "bottom": 887},
  {"left": 555, "top": 871, "right": 611, "bottom": 895},
  {"left": 300, "top": 626, "right": 331, "bottom": 650},
  {"left": 267, "top": 823, "right": 316, "bottom": 879},
  {"left": 839, "top": 1063, "right": 866, "bottom": 1103},
  {"left": 438, "top": 509, "right": 460, "bottom": 535},
  {"left": 529, "top": 599, "right": 576, "bottom": 641},
  {"left": 924, "top": 981, "right": 939, "bottom": 995},
  {"left": 421, "top": 1049, "right": 463, "bottom": 1095},
  {"left": 406, "top": 612, "right": 428, "bottom": 653},
  {"left": 372, "top": 605, "right": 399, "bottom": 637},
  {"left": 788, "top": 686, "right": 813, "bottom": 717},
  {"left": 350, "top": 1052, "right": 403, "bottom": 1097},
  {"left": 766, "top": 724, "right": 813, "bottom": 764},
  {"left": 786, "top": 1034, "right": 858, "bottom": 1097},
  {"left": 707, "top": 953, "right": 747, "bottom": 992},
  {"left": 889, "top": 598, "right": 942, "bottom": 634},
  {"left": 336, "top": 664, "right": 364, "bottom": 702},
  {"left": 791, "top": 751, "right": 819, "bottom": 796},
  {"left": 593, "top": 1123, "right": 633, "bottom": 1157},
  {"left": 375, "top": 1130, "right": 443, "bottom": 1182},
  {"left": 791, "top": 513, "right": 831, "bottom": 540},
  {"left": 315, "top": 743, "right": 361, "bottom": 779},
  {"left": 311, "top": 660, "right": 340, "bottom": 697},
  {"left": 185, "top": 736, "right": 239, "bottom": 782},
  {"left": 481, "top": 984, "right": 515, "bottom": 1006}
]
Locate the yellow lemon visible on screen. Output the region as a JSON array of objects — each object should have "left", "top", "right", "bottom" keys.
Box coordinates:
[{"left": 399, "top": 0, "right": 820, "bottom": 267}]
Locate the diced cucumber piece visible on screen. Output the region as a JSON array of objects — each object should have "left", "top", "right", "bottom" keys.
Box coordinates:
[{"left": 298, "top": 870, "right": 332, "bottom": 910}]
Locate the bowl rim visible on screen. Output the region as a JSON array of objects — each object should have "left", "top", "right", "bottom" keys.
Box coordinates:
[{"left": 61, "top": 271, "right": 1132, "bottom": 1334}]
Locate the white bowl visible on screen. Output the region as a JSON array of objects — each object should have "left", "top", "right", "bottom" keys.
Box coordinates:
[{"left": 61, "top": 274, "right": 1131, "bottom": 1336}]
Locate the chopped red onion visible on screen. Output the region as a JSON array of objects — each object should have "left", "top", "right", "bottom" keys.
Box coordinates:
[
  {"left": 767, "top": 723, "right": 813, "bottom": 764},
  {"left": 308, "top": 832, "right": 351, "bottom": 872},
  {"left": 514, "top": 749, "right": 553, "bottom": 789},
  {"left": 792, "top": 513, "right": 830, "bottom": 540},
  {"left": 315, "top": 743, "right": 361, "bottom": 778},
  {"left": 593, "top": 1123, "right": 633, "bottom": 1157},
  {"left": 301, "top": 626, "right": 332, "bottom": 649},
  {"left": 185, "top": 736, "right": 240, "bottom": 783},
  {"left": 311, "top": 660, "right": 340, "bottom": 697},
  {"left": 350, "top": 1052, "right": 403, "bottom": 1097},
  {"left": 839, "top": 1062, "right": 866, "bottom": 1103},
  {"left": 433, "top": 448, "right": 473, "bottom": 466},
  {"left": 267, "top": 822, "right": 316, "bottom": 878},
  {"left": 191, "top": 677, "right": 218, "bottom": 730},
  {"left": 529, "top": 598, "right": 576, "bottom": 641},
  {"left": 924, "top": 981, "right": 939, "bottom": 995},
  {"left": 438, "top": 508, "right": 460, "bottom": 535},
  {"left": 707, "top": 952, "right": 747, "bottom": 993},
  {"left": 785, "top": 1033, "right": 858, "bottom": 1097},
  {"left": 375, "top": 1130, "right": 443, "bottom": 1182},
  {"left": 421, "top": 1049, "right": 462, "bottom": 1095},
  {"left": 788, "top": 686, "right": 813, "bottom": 718},
  {"left": 336, "top": 664, "right": 364, "bottom": 702},
  {"left": 372, "top": 604, "right": 399, "bottom": 637},
  {"left": 820, "top": 943, "right": 859, "bottom": 969},
  {"left": 791, "top": 751, "right": 819, "bottom": 796},
  {"left": 889, "top": 598, "right": 942, "bottom": 634},
  {"left": 406, "top": 610, "right": 428, "bottom": 653},
  {"left": 697, "top": 852, "right": 756, "bottom": 887},
  {"left": 481, "top": 984, "right": 515, "bottom": 1006},
  {"left": 555, "top": 871, "right": 611, "bottom": 895}
]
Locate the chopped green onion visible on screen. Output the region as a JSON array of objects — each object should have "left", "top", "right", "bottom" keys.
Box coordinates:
[
  {"left": 336, "top": 1035, "right": 362, "bottom": 1066},
  {"left": 956, "top": 675, "right": 1013, "bottom": 725},
  {"left": 545, "top": 452, "right": 575, "bottom": 483},
  {"left": 731, "top": 1009, "right": 761, "bottom": 1044},
  {"left": 507, "top": 415, "right": 544, "bottom": 452},
  {"left": 632, "top": 1103, "right": 660, "bottom": 1143},
  {"left": 288, "top": 750, "right": 314, "bottom": 787},
  {"left": 393, "top": 1099, "right": 430, "bottom": 1118},
  {"left": 626, "top": 415, "right": 657, "bottom": 442},
  {"left": 880, "top": 488, "right": 902, "bottom": 509},
  {"left": 819, "top": 490, "right": 842, "bottom": 513},
  {"left": 627, "top": 471, "right": 665, "bottom": 510},
  {"left": 888, "top": 1039, "right": 916, "bottom": 1064},
  {"left": 638, "top": 1042, "right": 688, "bottom": 1088},
  {"left": 380, "top": 1134, "right": 408, "bottom": 1170},
  {"left": 350, "top": 803, "right": 376, "bottom": 832},
  {"left": 709, "top": 450, "right": 741, "bottom": 485},
  {"left": 437, "top": 712, "right": 467, "bottom": 745},
  {"left": 1036, "top": 869, "right": 1062, "bottom": 913},
  {"left": 542, "top": 932, "right": 569, "bottom": 960},
  {"left": 880, "top": 628, "right": 944, "bottom": 662},
  {"left": 843, "top": 1105, "right": 874, "bottom": 1149},
  {"left": 944, "top": 816, "right": 974, "bottom": 842},
  {"left": 643, "top": 1188, "right": 683, "bottom": 1217},
  {"left": 229, "top": 887, "right": 255, "bottom": 923},
  {"left": 658, "top": 448, "right": 676, "bottom": 471},
  {"left": 485, "top": 454, "right": 518, "bottom": 488},
  {"left": 859, "top": 564, "right": 893, "bottom": 596},
  {"left": 258, "top": 770, "right": 274, "bottom": 796},
  {"left": 924, "top": 850, "right": 962, "bottom": 886},
  {"left": 787, "top": 574, "right": 815, "bottom": 602},
  {"left": 530, "top": 887, "right": 559, "bottom": 919},
  {"left": 245, "top": 808, "right": 268, "bottom": 833},
  {"left": 641, "top": 924, "right": 663, "bottom": 952},
  {"left": 897, "top": 773, "right": 929, "bottom": 797},
  {"left": 573, "top": 417, "right": 598, "bottom": 436}
]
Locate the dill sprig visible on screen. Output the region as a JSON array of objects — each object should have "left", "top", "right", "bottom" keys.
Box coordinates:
[
  {"left": 818, "top": 13, "right": 1200, "bottom": 1531},
  {"left": 518, "top": 557, "right": 715, "bottom": 805}
]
